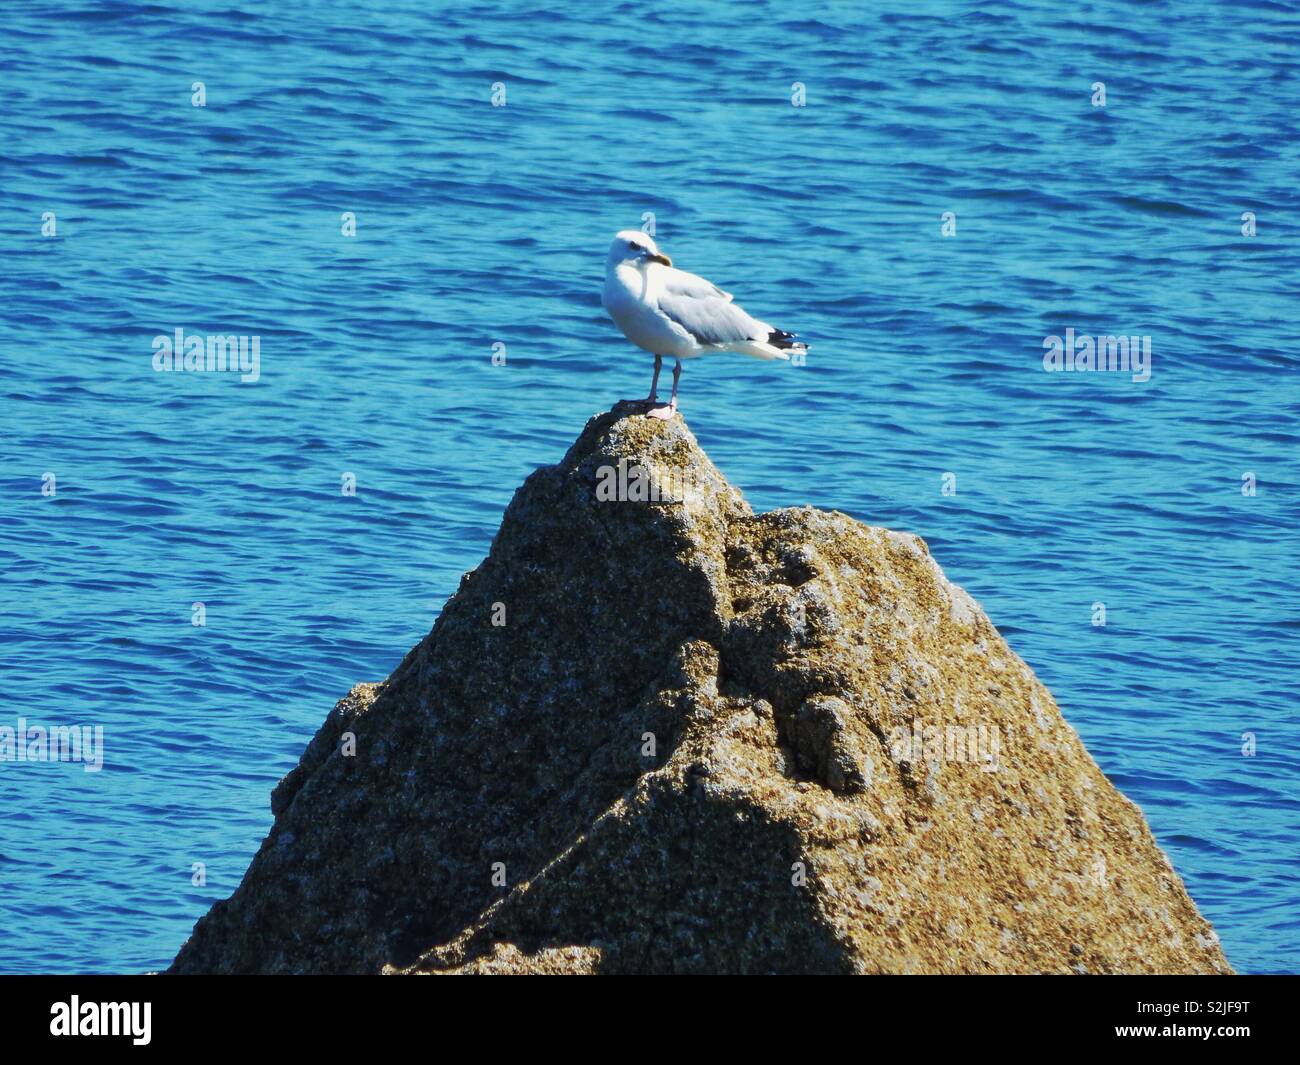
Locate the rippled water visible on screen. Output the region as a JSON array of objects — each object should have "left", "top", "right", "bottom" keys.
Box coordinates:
[{"left": 1, "top": 0, "right": 1296, "bottom": 975}]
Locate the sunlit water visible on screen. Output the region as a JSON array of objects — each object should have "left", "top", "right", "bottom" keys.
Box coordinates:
[{"left": 1, "top": 0, "right": 1296, "bottom": 974}]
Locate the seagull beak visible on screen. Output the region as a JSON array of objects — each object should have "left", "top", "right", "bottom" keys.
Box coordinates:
[{"left": 647, "top": 252, "right": 672, "bottom": 267}]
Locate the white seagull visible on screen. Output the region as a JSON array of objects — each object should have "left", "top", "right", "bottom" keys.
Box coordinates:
[{"left": 601, "top": 229, "right": 808, "bottom": 419}]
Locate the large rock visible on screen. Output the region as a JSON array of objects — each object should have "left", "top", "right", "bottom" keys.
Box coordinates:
[{"left": 169, "top": 404, "right": 1230, "bottom": 974}]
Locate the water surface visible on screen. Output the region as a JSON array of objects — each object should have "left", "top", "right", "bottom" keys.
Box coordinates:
[{"left": 1, "top": 0, "right": 1296, "bottom": 974}]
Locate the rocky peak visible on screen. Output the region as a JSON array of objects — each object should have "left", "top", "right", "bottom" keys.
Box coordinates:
[{"left": 169, "top": 403, "right": 1230, "bottom": 975}]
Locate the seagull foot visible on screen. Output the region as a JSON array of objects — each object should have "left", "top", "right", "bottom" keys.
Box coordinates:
[{"left": 645, "top": 402, "right": 677, "bottom": 420}]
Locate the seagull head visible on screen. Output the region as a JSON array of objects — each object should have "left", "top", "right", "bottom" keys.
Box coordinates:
[{"left": 608, "top": 229, "right": 672, "bottom": 270}]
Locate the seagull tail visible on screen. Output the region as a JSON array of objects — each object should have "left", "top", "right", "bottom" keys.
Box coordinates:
[
  {"left": 729, "top": 329, "right": 808, "bottom": 361},
  {"left": 767, "top": 328, "right": 809, "bottom": 357}
]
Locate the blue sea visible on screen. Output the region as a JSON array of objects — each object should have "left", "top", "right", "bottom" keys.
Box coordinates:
[{"left": 1, "top": 0, "right": 1296, "bottom": 975}]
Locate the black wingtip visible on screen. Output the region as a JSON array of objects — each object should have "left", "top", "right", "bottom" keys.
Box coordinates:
[{"left": 767, "top": 329, "right": 803, "bottom": 349}]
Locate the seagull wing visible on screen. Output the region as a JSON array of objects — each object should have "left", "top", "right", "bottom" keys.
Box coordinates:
[
  {"left": 657, "top": 272, "right": 770, "bottom": 348},
  {"left": 661, "top": 266, "right": 733, "bottom": 303}
]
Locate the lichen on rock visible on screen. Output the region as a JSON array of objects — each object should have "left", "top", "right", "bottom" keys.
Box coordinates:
[{"left": 168, "top": 402, "right": 1231, "bottom": 975}]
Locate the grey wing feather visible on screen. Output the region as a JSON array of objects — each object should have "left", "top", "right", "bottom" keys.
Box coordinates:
[
  {"left": 661, "top": 268, "right": 733, "bottom": 302},
  {"left": 658, "top": 287, "right": 768, "bottom": 346}
]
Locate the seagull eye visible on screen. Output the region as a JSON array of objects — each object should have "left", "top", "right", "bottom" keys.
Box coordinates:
[{"left": 628, "top": 241, "right": 640, "bottom": 250}]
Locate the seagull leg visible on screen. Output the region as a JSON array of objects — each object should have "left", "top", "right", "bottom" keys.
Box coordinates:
[
  {"left": 646, "top": 358, "right": 680, "bottom": 420},
  {"left": 646, "top": 354, "right": 662, "bottom": 404}
]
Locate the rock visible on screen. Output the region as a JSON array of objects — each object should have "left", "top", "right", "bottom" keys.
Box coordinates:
[
  {"left": 168, "top": 402, "right": 1231, "bottom": 975},
  {"left": 791, "top": 695, "right": 869, "bottom": 794}
]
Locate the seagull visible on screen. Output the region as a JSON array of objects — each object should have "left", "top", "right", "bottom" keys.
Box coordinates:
[{"left": 601, "top": 229, "right": 808, "bottom": 419}]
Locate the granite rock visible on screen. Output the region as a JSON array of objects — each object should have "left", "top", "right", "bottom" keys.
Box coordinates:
[{"left": 169, "top": 404, "right": 1230, "bottom": 975}]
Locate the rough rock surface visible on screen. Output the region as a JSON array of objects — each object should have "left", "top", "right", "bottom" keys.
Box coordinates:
[{"left": 169, "top": 404, "right": 1231, "bottom": 975}]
